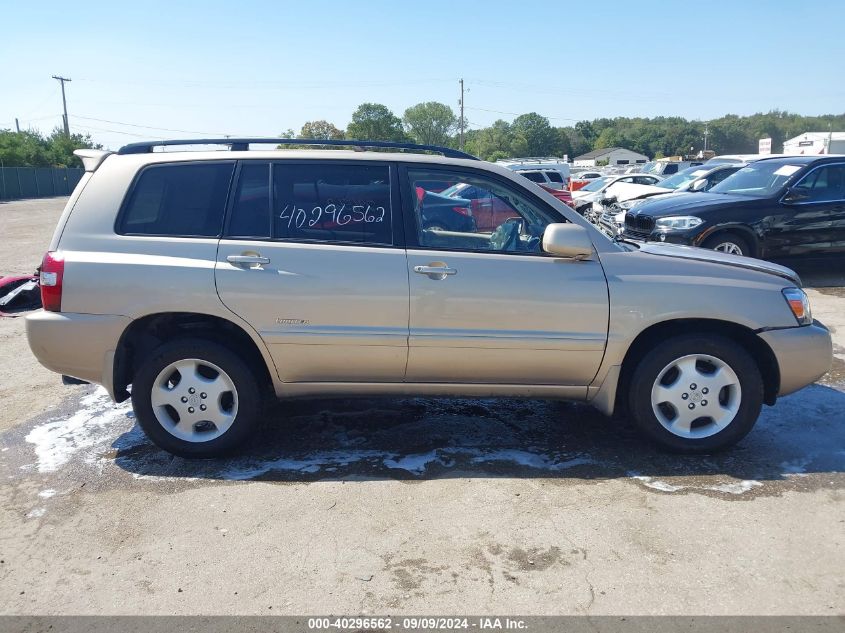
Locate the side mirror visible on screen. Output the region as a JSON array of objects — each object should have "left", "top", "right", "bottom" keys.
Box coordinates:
[
  {"left": 542, "top": 223, "right": 594, "bottom": 259},
  {"left": 690, "top": 178, "right": 707, "bottom": 192},
  {"left": 782, "top": 188, "right": 809, "bottom": 204}
]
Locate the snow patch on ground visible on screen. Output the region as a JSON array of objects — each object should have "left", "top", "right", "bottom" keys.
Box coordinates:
[
  {"left": 705, "top": 480, "right": 763, "bottom": 494},
  {"left": 24, "top": 388, "right": 132, "bottom": 473},
  {"left": 384, "top": 450, "right": 449, "bottom": 475},
  {"left": 629, "top": 473, "right": 763, "bottom": 495},
  {"left": 630, "top": 475, "right": 684, "bottom": 493},
  {"left": 37, "top": 489, "right": 56, "bottom": 498}
]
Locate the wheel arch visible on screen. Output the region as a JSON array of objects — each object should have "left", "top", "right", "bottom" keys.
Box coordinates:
[
  {"left": 112, "top": 311, "right": 275, "bottom": 402},
  {"left": 693, "top": 224, "right": 760, "bottom": 257},
  {"left": 615, "top": 318, "right": 780, "bottom": 415}
]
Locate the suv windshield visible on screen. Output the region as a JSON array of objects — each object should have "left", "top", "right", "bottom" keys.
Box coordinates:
[
  {"left": 657, "top": 167, "right": 709, "bottom": 190},
  {"left": 581, "top": 177, "right": 612, "bottom": 192},
  {"left": 709, "top": 161, "right": 804, "bottom": 197}
]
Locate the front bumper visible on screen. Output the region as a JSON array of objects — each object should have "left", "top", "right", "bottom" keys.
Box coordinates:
[
  {"left": 758, "top": 320, "right": 833, "bottom": 396},
  {"left": 26, "top": 311, "right": 131, "bottom": 400}
]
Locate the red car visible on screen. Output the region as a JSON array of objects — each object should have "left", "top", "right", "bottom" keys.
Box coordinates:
[{"left": 538, "top": 184, "right": 575, "bottom": 208}]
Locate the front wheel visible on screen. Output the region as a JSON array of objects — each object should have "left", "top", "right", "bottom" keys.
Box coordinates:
[
  {"left": 131, "top": 338, "right": 262, "bottom": 458},
  {"left": 702, "top": 232, "right": 751, "bottom": 257},
  {"left": 628, "top": 334, "right": 763, "bottom": 453}
]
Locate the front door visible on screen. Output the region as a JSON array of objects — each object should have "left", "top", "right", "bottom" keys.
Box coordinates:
[
  {"left": 766, "top": 163, "right": 845, "bottom": 257},
  {"left": 402, "top": 166, "right": 609, "bottom": 387},
  {"left": 215, "top": 160, "right": 409, "bottom": 383}
]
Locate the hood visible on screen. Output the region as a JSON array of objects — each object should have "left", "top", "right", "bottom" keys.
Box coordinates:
[
  {"left": 604, "top": 182, "right": 671, "bottom": 202},
  {"left": 636, "top": 242, "right": 801, "bottom": 286},
  {"left": 630, "top": 191, "right": 753, "bottom": 217}
]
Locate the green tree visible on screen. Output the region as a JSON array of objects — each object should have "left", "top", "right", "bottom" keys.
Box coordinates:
[
  {"left": 402, "top": 101, "right": 457, "bottom": 146},
  {"left": 346, "top": 103, "right": 407, "bottom": 142},
  {"left": 46, "top": 128, "right": 101, "bottom": 167},
  {"left": 464, "top": 119, "right": 515, "bottom": 161},
  {"left": 299, "top": 120, "right": 344, "bottom": 140},
  {"left": 0, "top": 128, "right": 98, "bottom": 167},
  {"left": 511, "top": 113, "right": 560, "bottom": 156}
]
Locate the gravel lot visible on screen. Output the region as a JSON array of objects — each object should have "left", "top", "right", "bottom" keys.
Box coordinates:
[{"left": 0, "top": 197, "right": 843, "bottom": 615}]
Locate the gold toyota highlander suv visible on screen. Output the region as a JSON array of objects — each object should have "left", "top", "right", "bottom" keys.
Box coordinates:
[{"left": 26, "top": 139, "right": 833, "bottom": 457}]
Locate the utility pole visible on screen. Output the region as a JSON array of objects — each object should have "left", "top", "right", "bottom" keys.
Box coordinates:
[
  {"left": 458, "top": 78, "right": 465, "bottom": 151},
  {"left": 703, "top": 121, "right": 709, "bottom": 153},
  {"left": 52, "top": 75, "right": 72, "bottom": 136},
  {"left": 15, "top": 118, "right": 20, "bottom": 133}
]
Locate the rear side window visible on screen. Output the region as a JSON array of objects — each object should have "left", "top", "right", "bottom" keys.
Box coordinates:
[
  {"left": 520, "top": 171, "right": 546, "bottom": 183},
  {"left": 228, "top": 163, "right": 271, "bottom": 238},
  {"left": 118, "top": 163, "right": 234, "bottom": 236},
  {"left": 272, "top": 163, "right": 392, "bottom": 245},
  {"left": 545, "top": 171, "right": 564, "bottom": 183}
]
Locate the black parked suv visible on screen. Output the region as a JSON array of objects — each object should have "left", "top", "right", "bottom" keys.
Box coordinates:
[{"left": 621, "top": 155, "right": 845, "bottom": 258}]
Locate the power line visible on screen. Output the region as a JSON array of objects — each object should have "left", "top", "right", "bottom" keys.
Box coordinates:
[
  {"left": 71, "top": 114, "right": 231, "bottom": 136},
  {"left": 465, "top": 106, "right": 580, "bottom": 123}
]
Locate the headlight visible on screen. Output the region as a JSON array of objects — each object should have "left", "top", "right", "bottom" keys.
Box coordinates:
[
  {"left": 654, "top": 216, "right": 703, "bottom": 230},
  {"left": 617, "top": 200, "right": 638, "bottom": 210},
  {"left": 782, "top": 288, "right": 812, "bottom": 325}
]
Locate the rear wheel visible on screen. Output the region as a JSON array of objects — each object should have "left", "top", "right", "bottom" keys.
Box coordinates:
[
  {"left": 131, "top": 338, "right": 261, "bottom": 458},
  {"left": 702, "top": 232, "right": 751, "bottom": 257},
  {"left": 628, "top": 334, "right": 763, "bottom": 453}
]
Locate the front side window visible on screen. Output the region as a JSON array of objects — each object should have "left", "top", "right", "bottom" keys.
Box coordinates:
[
  {"left": 119, "top": 162, "right": 234, "bottom": 236},
  {"left": 408, "top": 168, "right": 562, "bottom": 253},
  {"left": 272, "top": 163, "right": 393, "bottom": 245},
  {"left": 792, "top": 165, "right": 845, "bottom": 202}
]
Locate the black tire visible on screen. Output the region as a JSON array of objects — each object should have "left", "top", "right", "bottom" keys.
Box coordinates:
[
  {"left": 131, "top": 338, "right": 262, "bottom": 458},
  {"left": 627, "top": 334, "right": 763, "bottom": 453},
  {"left": 424, "top": 223, "right": 447, "bottom": 231},
  {"left": 702, "top": 232, "right": 752, "bottom": 257}
]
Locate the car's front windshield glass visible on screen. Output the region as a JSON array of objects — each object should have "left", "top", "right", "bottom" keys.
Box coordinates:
[
  {"left": 709, "top": 161, "right": 803, "bottom": 197},
  {"left": 639, "top": 162, "right": 658, "bottom": 174},
  {"left": 657, "top": 168, "right": 709, "bottom": 190},
  {"left": 581, "top": 177, "right": 612, "bottom": 192}
]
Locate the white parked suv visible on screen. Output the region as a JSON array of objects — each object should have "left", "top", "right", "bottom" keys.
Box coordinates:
[{"left": 26, "top": 139, "right": 831, "bottom": 457}]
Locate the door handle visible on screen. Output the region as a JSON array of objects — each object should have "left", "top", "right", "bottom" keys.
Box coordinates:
[
  {"left": 414, "top": 264, "right": 457, "bottom": 280},
  {"left": 227, "top": 254, "right": 270, "bottom": 267}
]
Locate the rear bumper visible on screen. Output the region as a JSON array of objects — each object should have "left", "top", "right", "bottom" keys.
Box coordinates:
[
  {"left": 25, "top": 311, "right": 131, "bottom": 400},
  {"left": 758, "top": 320, "right": 833, "bottom": 396}
]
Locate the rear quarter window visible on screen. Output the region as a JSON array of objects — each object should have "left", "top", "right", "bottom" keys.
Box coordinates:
[
  {"left": 118, "top": 162, "right": 234, "bottom": 237},
  {"left": 545, "top": 171, "right": 564, "bottom": 183}
]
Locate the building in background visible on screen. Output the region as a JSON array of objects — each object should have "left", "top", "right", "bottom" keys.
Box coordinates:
[
  {"left": 783, "top": 131, "right": 845, "bottom": 155},
  {"left": 573, "top": 147, "right": 649, "bottom": 167}
]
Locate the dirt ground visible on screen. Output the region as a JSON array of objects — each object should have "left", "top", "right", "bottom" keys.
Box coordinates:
[{"left": 0, "top": 197, "right": 843, "bottom": 616}]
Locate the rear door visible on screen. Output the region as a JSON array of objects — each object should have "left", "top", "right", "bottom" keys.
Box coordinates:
[
  {"left": 401, "top": 165, "right": 609, "bottom": 388},
  {"left": 215, "top": 160, "right": 410, "bottom": 383}
]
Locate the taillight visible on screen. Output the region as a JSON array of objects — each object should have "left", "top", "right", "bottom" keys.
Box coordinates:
[
  {"left": 40, "top": 251, "right": 64, "bottom": 312},
  {"left": 453, "top": 206, "right": 472, "bottom": 216}
]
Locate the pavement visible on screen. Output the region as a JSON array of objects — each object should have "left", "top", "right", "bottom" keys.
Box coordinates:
[{"left": 0, "top": 197, "right": 843, "bottom": 616}]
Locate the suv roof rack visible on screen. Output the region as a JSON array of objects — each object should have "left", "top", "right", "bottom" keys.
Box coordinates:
[{"left": 117, "top": 138, "right": 478, "bottom": 160}]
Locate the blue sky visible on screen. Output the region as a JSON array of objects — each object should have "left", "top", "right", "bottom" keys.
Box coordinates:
[{"left": 2, "top": 0, "right": 844, "bottom": 149}]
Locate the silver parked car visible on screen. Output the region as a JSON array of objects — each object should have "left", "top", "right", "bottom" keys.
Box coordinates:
[{"left": 26, "top": 139, "right": 832, "bottom": 457}]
